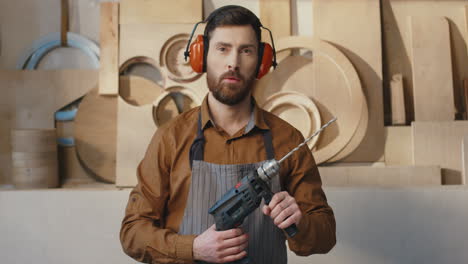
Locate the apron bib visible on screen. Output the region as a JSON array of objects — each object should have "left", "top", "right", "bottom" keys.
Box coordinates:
[{"left": 179, "top": 112, "right": 287, "bottom": 264}]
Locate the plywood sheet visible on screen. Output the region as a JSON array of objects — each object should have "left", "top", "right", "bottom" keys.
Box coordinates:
[
  {"left": 115, "top": 98, "right": 156, "bottom": 187},
  {"left": 99, "top": 2, "right": 119, "bottom": 95},
  {"left": 409, "top": 16, "right": 455, "bottom": 121},
  {"left": 384, "top": 126, "right": 412, "bottom": 166},
  {"left": 119, "top": 0, "right": 202, "bottom": 24},
  {"left": 313, "top": 0, "right": 384, "bottom": 163},
  {"left": 382, "top": 0, "right": 468, "bottom": 123},
  {"left": 319, "top": 165, "right": 441, "bottom": 187},
  {"left": 391, "top": 74, "right": 406, "bottom": 125},
  {"left": 412, "top": 121, "right": 468, "bottom": 185}
]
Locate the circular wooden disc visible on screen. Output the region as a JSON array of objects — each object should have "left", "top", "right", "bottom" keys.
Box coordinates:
[
  {"left": 261, "top": 91, "right": 321, "bottom": 149},
  {"left": 74, "top": 86, "right": 117, "bottom": 183},
  {"left": 253, "top": 37, "right": 366, "bottom": 164},
  {"left": 160, "top": 34, "right": 202, "bottom": 83}
]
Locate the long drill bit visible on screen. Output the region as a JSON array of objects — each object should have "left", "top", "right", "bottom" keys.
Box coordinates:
[{"left": 278, "top": 117, "right": 337, "bottom": 164}]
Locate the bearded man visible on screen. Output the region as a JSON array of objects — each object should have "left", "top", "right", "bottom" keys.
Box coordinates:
[{"left": 120, "top": 5, "right": 336, "bottom": 264}]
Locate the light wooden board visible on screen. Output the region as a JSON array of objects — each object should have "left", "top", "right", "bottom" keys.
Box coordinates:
[
  {"left": 313, "top": 0, "right": 384, "bottom": 163},
  {"left": 409, "top": 16, "right": 455, "bottom": 121},
  {"left": 99, "top": 2, "right": 119, "bottom": 95},
  {"left": 382, "top": 1, "right": 468, "bottom": 123},
  {"left": 115, "top": 97, "right": 156, "bottom": 187},
  {"left": 253, "top": 37, "right": 367, "bottom": 164},
  {"left": 384, "top": 126, "right": 412, "bottom": 166},
  {"left": 412, "top": 121, "right": 468, "bottom": 185},
  {"left": 391, "top": 74, "right": 406, "bottom": 125},
  {"left": 259, "top": 0, "right": 291, "bottom": 61},
  {"left": 463, "top": 135, "right": 468, "bottom": 185},
  {"left": 119, "top": 0, "right": 202, "bottom": 24},
  {"left": 319, "top": 165, "right": 441, "bottom": 187}
]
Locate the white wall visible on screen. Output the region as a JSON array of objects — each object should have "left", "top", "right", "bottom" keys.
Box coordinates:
[{"left": 1, "top": 187, "right": 468, "bottom": 264}]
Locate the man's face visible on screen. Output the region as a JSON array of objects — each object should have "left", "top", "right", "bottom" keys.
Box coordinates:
[{"left": 206, "top": 25, "right": 259, "bottom": 106}]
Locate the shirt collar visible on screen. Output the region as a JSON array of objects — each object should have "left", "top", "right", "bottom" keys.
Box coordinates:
[{"left": 200, "top": 95, "right": 270, "bottom": 132}]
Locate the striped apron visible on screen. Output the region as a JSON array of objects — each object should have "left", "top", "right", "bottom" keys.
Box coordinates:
[{"left": 179, "top": 112, "right": 288, "bottom": 264}]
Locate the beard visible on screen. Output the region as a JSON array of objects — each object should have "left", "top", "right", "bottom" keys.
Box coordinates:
[{"left": 207, "top": 69, "right": 256, "bottom": 106}]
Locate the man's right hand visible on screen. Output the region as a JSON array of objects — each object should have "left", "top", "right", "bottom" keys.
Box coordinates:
[{"left": 193, "top": 224, "right": 249, "bottom": 263}]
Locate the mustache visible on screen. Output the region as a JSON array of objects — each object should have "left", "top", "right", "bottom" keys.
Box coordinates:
[{"left": 219, "top": 71, "right": 243, "bottom": 81}]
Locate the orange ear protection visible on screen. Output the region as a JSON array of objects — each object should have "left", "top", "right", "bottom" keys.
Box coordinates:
[{"left": 184, "top": 6, "right": 277, "bottom": 79}]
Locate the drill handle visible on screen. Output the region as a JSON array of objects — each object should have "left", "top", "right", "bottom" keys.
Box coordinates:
[{"left": 263, "top": 191, "right": 298, "bottom": 237}]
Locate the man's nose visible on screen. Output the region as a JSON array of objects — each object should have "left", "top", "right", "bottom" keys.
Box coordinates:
[{"left": 227, "top": 51, "right": 240, "bottom": 71}]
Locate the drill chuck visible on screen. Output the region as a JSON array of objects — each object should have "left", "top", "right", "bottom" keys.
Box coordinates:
[{"left": 257, "top": 159, "right": 280, "bottom": 182}]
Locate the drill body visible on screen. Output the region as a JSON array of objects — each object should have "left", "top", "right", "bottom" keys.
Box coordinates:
[{"left": 208, "top": 159, "right": 298, "bottom": 236}]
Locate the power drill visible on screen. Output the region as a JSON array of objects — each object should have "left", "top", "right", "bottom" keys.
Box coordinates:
[{"left": 207, "top": 117, "right": 337, "bottom": 263}]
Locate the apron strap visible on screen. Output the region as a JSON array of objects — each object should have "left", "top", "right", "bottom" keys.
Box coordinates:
[
  {"left": 263, "top": 129, "right": 275, "bottom": 160},
  {"left": 189, "top": 111, "right": 205, "bottom": 168},
  {"left": 189, "top": 109, "right": 275, "bottom": 167}
]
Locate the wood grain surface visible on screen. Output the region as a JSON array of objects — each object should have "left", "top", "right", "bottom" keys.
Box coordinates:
[
  {"left": 409, "top": 16, "right": 455, "bottom": 121},
  {"left": 99, "top": 2, "right": 119, "bottom": 95}
]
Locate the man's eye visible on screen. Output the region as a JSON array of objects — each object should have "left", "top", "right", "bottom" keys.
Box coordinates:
[
  {"left": 218, "top": 47, "right": 226, "bottom": 52},
  {"left": 243, "top": 49, "right": 253, "bottom": 54}
]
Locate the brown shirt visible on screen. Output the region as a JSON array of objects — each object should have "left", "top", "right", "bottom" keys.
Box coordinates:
[{"left": 120, "top": 96, "right": 336, "bottom": 263}]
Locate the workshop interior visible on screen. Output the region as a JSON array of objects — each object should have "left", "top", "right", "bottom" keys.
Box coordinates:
[{"left": 1, "top": 0, "right": 468, "bottom": 263}]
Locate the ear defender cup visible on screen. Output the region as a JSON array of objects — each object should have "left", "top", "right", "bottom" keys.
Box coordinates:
[
  {"left": 188, "top": 35, "right": 274, "bottom": 79},
  {"left": 189, "top": 35, "right": 206, "bottom": 73},
  {"left": 256, "top": 42, "right": 274, "bottom": 79}
]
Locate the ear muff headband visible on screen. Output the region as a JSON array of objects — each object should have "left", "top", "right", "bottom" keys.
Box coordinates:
[{"left": 183, "top": 8, "right": 277, "bottom": 79}]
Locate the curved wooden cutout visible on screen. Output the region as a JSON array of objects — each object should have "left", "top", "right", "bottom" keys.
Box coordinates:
[
  {"left": 261, "top": 91, "right": 321, "bottom": 149},
  {"left": 253, "top": 37, "right": 367, "bottom": 164}
]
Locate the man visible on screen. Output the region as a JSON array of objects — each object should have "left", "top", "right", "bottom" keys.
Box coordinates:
[{"left": 120, "top": 5, "right": 336, "bottom": 264}]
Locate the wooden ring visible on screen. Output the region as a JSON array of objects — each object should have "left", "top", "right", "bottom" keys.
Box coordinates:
[{"left": 262, "top": 91, "right": 321, "bottom": 149}]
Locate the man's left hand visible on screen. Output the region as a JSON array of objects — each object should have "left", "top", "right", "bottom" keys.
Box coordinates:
[{"left": 262, "top": 191, "right": 302, "bottom": 229}]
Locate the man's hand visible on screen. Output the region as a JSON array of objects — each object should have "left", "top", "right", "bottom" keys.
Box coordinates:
[
  {"left": 193, "top": 224, "right": 248, "bottom": 263},
  {"left": 262, "top": 191, "right": 302, "bottom": 229}
]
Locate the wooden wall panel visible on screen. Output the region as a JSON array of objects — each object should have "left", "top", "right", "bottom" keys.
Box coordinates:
[
  {"left": 412, "top": 121, "right": 468, "bottom": 185},
  {"left": 382, "top": 0, "right": 468, "bottom": 123}
]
